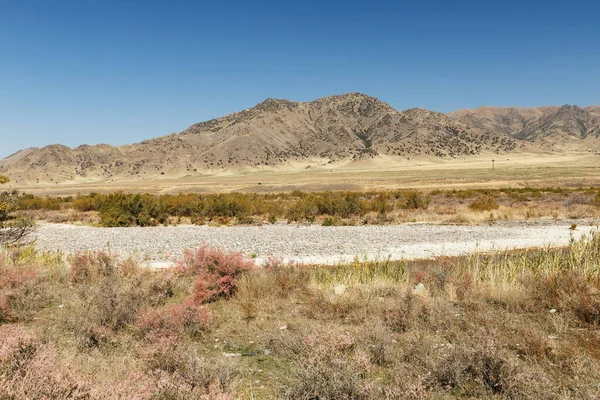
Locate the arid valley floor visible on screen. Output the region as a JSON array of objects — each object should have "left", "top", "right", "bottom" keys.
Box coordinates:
[{"left": 10, "top": 152, "right": 600, "bottom": 196}]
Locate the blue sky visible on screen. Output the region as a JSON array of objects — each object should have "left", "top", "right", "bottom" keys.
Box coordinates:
[{"left": 1, "top": 0, "right": 599, "bottom": 158}]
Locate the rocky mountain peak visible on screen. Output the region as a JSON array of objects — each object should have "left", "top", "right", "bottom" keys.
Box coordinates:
[{"left": 253, "top": 98, "right": 299, "bottom": 112}]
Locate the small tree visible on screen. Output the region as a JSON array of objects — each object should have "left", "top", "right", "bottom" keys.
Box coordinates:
[{"left": 0, "top": 175, "right": 35, "bottom": 245}]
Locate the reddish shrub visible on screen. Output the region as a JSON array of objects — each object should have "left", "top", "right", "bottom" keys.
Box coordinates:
[
  {"left": 191, "top": 277, "right": 212, "bottom": 304},
  {"left": 178, "top": 245, "right": 255, "bottom": 277},
  {"left": 68, "top": 250, "right": 118, "bottom": 283},
  {"left": 178, "top": 245, "right": 255, "bottom": 303},
  {"left": 415, "top": 270, "right": 426, "bottom": 283},
  {"left": 455, "top": 272, "right": 473, "bottom": 300},
  {"left": 0, "top": 267, "right": 38, "bottom": 289},
  {"left": 0, "top": 295, "right": 10, "bottom": 322},
  {"left": 0, "top": 326, "right": 90, "bottom": 398},
  {"left": 0, "top": 266, "right": 46, "bottom": 322},
  {"left": 138, "top": 298, "right": 210, "bottom": 338}
]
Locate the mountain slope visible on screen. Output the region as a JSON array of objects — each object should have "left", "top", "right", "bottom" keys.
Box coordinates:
[
  {"left": 448, "top": 104, "right": 600, "bottom": 147},
  {"left": 0, "top": 93, "right": 516, "bottom": 184},
  {"left": 517, "top": 105, "right": 600, "bottom": 142}
]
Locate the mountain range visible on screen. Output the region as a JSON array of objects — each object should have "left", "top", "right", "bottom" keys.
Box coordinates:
[{"left": 1, "top": 93, "right": 599, "bottom": 184}]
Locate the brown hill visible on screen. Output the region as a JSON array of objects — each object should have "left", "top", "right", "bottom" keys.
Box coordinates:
[
  {"left": 448, "top": 104, "right": 600, "bottom": 147},
  {"left": 585, "top": 105, "right": 600, "bottom": 119},
  {"left": 0, "top": 93, "right": 516, "bottom": 184}
]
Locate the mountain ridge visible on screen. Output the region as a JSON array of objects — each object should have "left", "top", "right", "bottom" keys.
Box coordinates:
[
  {"left": 448, "top": 103, "right": 600, "bottom": 147},
  {"left": 1, "top": 93, "right": 598, "bottom": 184}
]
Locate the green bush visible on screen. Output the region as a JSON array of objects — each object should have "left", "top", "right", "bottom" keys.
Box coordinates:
[
  {"left": 17, "top": 194, "right": 64, "bottom": 211},
  {"left": 72, "top": 193, "right": 102, "bottom": 212},
  {"left": 98, "top": 192, "right": 168, "bottom": 227},
  {"left": 322, "top": 216, "right": 335, "bottom": 226},
  {"left": 403, "top": 190, "right": 429, "bottom": 210}
]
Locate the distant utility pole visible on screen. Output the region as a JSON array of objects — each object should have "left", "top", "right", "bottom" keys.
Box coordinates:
[{"left": 492, "top": 159, "right": 495, "bottom": 170}]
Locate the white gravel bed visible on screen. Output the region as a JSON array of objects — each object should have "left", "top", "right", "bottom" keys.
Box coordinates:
[{"left": 31, "top": 221, "right": 599, "bottom": 267}]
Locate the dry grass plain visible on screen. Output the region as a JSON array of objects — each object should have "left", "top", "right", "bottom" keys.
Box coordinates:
[{"left": 11, "top": 152, "right": 600, "bottom": 196}]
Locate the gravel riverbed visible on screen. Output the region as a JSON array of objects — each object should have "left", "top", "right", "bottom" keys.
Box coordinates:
[{"left": 32, "top": 221, "right": 599, "bottom": 267}]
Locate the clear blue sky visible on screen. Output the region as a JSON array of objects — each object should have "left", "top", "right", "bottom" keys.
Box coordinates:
[{"left": 1, "top": 0, "right": 599, "bottom": 158}]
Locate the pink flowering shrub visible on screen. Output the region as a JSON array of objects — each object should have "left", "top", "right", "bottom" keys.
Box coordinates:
[
  {"left": 137, "top": 245, "right": 256, "bottom": 339},
  {"left": 138, "top": 298, "right": 210, "bottom": 338},
  {"left": 0, "top": 266, "right": 38, "bottom": 289},
  {"left": 0, "top": 326, "right": 91, "bottom": 398},
  {"left": 137, "top": 245, "right": 254, "bottom": 338},
  {"left": 178, "top": 245, "right": 255, "bottom": 303},
  {"left": 0, "top": 265, "right": 48, "bottom": 322}
]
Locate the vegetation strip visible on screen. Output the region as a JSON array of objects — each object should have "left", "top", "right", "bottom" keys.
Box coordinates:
[
  {"left": 1, "top": 234, "right": 600, "bottom": 398},
  {"left": 12, "top": 186, "right": 600, "bottom": 227}
]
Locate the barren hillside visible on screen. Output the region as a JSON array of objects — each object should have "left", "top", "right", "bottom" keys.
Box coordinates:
[
  {"left": 448, "top": 104, "right": 600, "bottom": 148},
  {"left": 0, "top": 93, "right": 515, "bottom": 184}
]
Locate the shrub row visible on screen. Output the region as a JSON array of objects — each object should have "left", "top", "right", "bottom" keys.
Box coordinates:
[
  {"left": 14, "top": 187, "right": 600, "bottom": 227},
  {"left": 17, "top": 190, "right": 430, "bottom": 226}
]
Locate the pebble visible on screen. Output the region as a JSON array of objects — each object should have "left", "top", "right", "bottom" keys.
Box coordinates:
[
  {"left": 32, "top": 221, "right": 597, "bottom": 266},
  {"left": 414, "top": 283, "right": 426, "bottom": 294},
  {"left": 334, "top": 284, "right": 346, "bottom": 295}
]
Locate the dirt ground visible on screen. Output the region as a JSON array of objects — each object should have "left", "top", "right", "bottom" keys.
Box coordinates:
[{"left": 11, "top": 152, "right": 600, "bottom": 196}]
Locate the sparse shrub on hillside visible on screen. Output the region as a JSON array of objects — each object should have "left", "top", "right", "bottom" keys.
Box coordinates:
[{"left": 469, "top": 195, "right": 500, "bottom": 211}]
